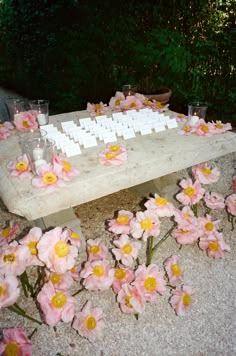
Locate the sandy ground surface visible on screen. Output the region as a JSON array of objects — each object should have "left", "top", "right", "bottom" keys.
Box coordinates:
[{"left": 0, "top": 150, "right": 236, "bottom": 356}]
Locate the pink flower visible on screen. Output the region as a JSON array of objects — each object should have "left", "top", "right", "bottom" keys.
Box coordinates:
[
  {"left": 112, "top": 265, "right": 135, "bottom": 293},
  {"left": 80, "top": 259, "right": 114, "bottom": 291},
  {"left": 19, "top": 227, "right": 44, "bottom": 266},
  {"left": 0, "top": 241, "right": 30, "bottom": 276},
  {"left": 133, "top": 264, "right": 166, "bottom": 302},
  {"left": 130, "top": 210, "right": 161, "bottom": 241},
  {"left": 225, "top": 194, "right": 236, "bottom": 216},
  {"left": 208, "top": 121, "right": 232, "bottom": 134},
  {"left": 199, "top": 232, "right": 230, "bottom": 258},
  {"left": 198, "top": 214, "right": 220, "bottom": 238},
  {"left": 87, "top": 102, "right": 108, "bottom": 117},
  {"left": 0, "top": 221, "right": 19, "bottom": 246},
  {"left": 194, "top": 119, "right": 213, "bottom": 137},
  {"left": 61, "top": 228, "right": 82, "bottom": 249},
  {"left": 109, "top": 91, "right": 125, "bottom": 111},
  {"left": 112, "top": 234, "right": 141, "bottom": 266},
  {"left": 173, "top": 221, "right": 199, "bottom": 245},
  {"left": 0, "top": 328, "right": 32, "bottom": 356},
  {"left": 31, "top": 163, "right": 65, "bottom": 192},
  {"left": 99, "top": 144, "right": 128, "bottom": 166},
  {"left": 45, "top": 270, "right": 74, "bottom": 291},
  {"left": 192, "top": 162, "right": 220, "bottom": 184},
  {"left": 14, "top": 110, "right": 38, "bottom": 132},
  {"left": 37, "top": 227, "right": 78, "bottom": 273},
  {"left": 176, "top": 178, "right": 205, "bottom": 205},
  {"left": 121, "top": 96, "right": 143, "bottom": 111},
  {"left": 52, "top": 155, "right": 80, "bottom": 181},
  {"left": 2, "top": 121, "right": 15, "bottom": 130},
  {"left": 144, "top": 194, "right": 175, "bottom": 217},
  {"left": 150, "top": 101, "right": 169, "bottom": 113},
  {"left": 178, "top": 124, "right": 195, "bottom": 135},
  {"left": 169, "top": 285, "right": 194, "bottom": 316},
  {"left": 204, "top": 191, "right": 225, "bottom": 210},
  {"left": 7, "top": 154, "right": 32, "bottom": 179},
  {"left": 108, "top": 210, "right": 133, "bottom": 235},
  {"left": 0, "top": 127, "right": 11, "bottom": 140},
  {"left": 72, "top": 301, "right": 105, "bottom": 342},
  {"left": 164, "top": 255, "right": 184, "bottom": 286},
  {"left": 117, "top": 283, "right": 145, "bottom": 314},
  {"left": 69, "top": 265, "right": 81, "bottom": 282},
  {"left": 86, "top": 238, "right": 108, "bottom": 261},
  {"left": 173, "top": 206, "right": 197, "bottom": 226},
  {"left": 37, "top": 281, "right": 75, "bottom": 326},
  {"left": 0, "top": 274, "right": 20, "bottom": 309}
]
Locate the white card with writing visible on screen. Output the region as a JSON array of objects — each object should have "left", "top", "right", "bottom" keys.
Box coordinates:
[{"left": 122, "top": 128, "right": 136, "bottom": 140}]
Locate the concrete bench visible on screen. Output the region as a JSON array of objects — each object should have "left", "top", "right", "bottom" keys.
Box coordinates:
[{"left": 0, "top": 109, "right": 236, "bottom": 232}]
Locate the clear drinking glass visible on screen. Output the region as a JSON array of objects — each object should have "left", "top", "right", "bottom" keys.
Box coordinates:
[
  {"left": 122, "top": 84, "right": 137, "bottom": 97},
  {"left": 17, "top": 129, "right": 47, "bottom": 154},
  {"left": 188, "top": 102, "right": 208, "bottom": 121},
  {"left": 5, "top": 98, "right": 26, "bottom": 122},
  {"left": 29, "top": 99, "right": 49, "bottom": 126}
]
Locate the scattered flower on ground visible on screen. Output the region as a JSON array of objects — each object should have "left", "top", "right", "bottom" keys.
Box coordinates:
[
  {"left": 169, "top": 285, "right": 194, "bottom": 316},
  {"left": 14, "top": 111, "right": 38, "bottom": 132},
  {"left": 0, "top": 328, "right": 32, "bottom": 356}
]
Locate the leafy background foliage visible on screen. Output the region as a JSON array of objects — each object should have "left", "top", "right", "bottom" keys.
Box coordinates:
[{"left": 0, "top": 0, "right": 235, "bottom": 122}]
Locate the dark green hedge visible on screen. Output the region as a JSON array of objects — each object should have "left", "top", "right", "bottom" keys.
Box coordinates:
[{"left": 0, "top": 0, "right": 235, "bottom": 121}]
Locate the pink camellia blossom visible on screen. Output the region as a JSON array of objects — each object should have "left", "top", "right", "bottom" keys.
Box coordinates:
[
  {"left": 31, "top": 163, "right": 65, "bottom": 192},
  {"left": 117, "top": 283, "right": 145, "bottom": 314},
  {"left": 133, "top": 264, "right": 166, "bottom": 302},
  {"left": 19, "top": 226, "right": 44, "bottom": 266},
  {"left": 14, "top": 110, "right": 38, "bottom": 132},
  {"left": 37, "top": 281, "right": 75, "bottom": 326},
  {"left": 0, "top": 221, "right": 19, "bottom": 247},
  {"left": 111, "top": 265, "right": 135, "bottom": 294},
  {"left": 0, "top": 328, "right": 32, "bottom": 356},
  {"left": 52, "top": 155, "right": 80, "bottom": 181},
  {"left": 108, "top": 210, "right": 133, "bottom": 235},
  {"left": 225, "top": 193, "right": 236, "bottom": 216},
  {"left": 86, "top": 238, "right": 108, "bottom": 261},
  {"left": 204, "top": 191, "right": 225, "bottom": 210},
  {"left": 37, "top": 227, "right": 78, "bottom": 273},
  {"left": 121, "top": 95, "right": 143, "bottom": 111},
  {"left": 0, "top": 126, "right": 11, "bottom": 140},
  {"left": 176, "top": 178, "right": 205, "bottom": 206},
  {"left": 87, "top": 102, "right": 108, "bottom": 117},
  {"left": 130, "top": 210, "right": 161, "bottom": 241},
  {"left": 80, "top": 259, "right": 114, "bottom": 291},
  {"left": 173, "top": 206, "right": 197, "bottom": 226},
  {"left": 178, "top": 124, "right": 195, "bottom": 136},
  {"left": 7, "top": 153, "right": 32, "bottom": 179},
  {"left": 151, "top": 101, "right": 169, "bottom": 113},
  {"left": 199, "top": 232, "right": 230, "bottom": 258},
  {"left": 144, "top": 194, "right": 175, "bottom": 217},
  {"left": 72, "top": 301, "right": 105, "bottom": 342},
  {"left": 172, "top": 221, "right": 199, "bottom": 245},
  {"left": 164, "top": 255, "right": 184, "bottom": 286},
  {"left": 0, "top": 241, "right": 30, "bottom": 276},
  {"left": 176, "top": 113, "right": 187, "bottom": 123},
  {"left": 0, "top": 274, "right": 20, "bottom": 309},
  {"left": 2, "top": 121, "right": 14, "bottom": 130},
  {"left": 208, "top": 121, "right": 232, "bottom": 134},
  {"left": 69, "top": 265, "right": 81, "bottom": 282},
  {"left": 198, "top": 214, "right": 220, "bottom": 238},
  {"left": 135, "top": 93, "right": 146, "bottom": 102},
  {"left": 112, "top": 234, "right": 141, "bottom": 267},
  {"left": 192, "top": 162, "right": 220, "bottom": 184},
  {"left": 194, "top": 119, "right": 213, "bottom": 137},
  {"left": 61, "top": 228, "right": 82, "bottom": 249},
  {"left": 98, "top": 144, "right": 127, "bottom": 166},
  {"left": 109, "top": 91, "right": 125, "bottom": 111},
  {"left": 45, "top": 270, "right": 74, "bottom": 291},
  {"left": 169, "top": 285, "right": 194, "bottom": 316}
]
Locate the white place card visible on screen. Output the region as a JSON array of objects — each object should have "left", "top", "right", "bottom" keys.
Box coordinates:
[
  {"left": 82, "top": 135, "right": 97, "bottom": 148},
  {"left": 140, "top": 126, "right": 153, "bottom": 135},
  {"left": 65, "top": 145, "right": 82, "bottom": 157},
  {"left": 103, "top": 132, "right": 117, "bottom": 144},
  {"left": 154, "top": 126, "right": 166, "bottom": 132},
  {"left": 122, "top": 128, "right": 136, "bottom": 140},
  {"left": 167, "top": 119, "right": 178, "bottom": 129},
  {"left": 112, "top": 112, "right": 124, "bottom": 120},
  {"left": 79, "top": 117, "right": 92, "bottom": 128}
]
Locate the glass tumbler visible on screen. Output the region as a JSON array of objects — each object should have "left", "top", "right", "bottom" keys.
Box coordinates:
[
  {"left": 29, "top": 100, "right": 49, "bottom": 126},
  {"left": 188, "top": 102, "right": 208, "bottom": 122},
  {"left": 122, "top": 84, "right": 137, "bottom": 97},
  {"left": 5, "top": 98, "right": 26, "bottom": 122}
]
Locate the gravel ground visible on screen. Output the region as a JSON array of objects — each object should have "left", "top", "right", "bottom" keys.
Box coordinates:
[{"left": 0, "top": 151, "right": 236, "bottom": 356}]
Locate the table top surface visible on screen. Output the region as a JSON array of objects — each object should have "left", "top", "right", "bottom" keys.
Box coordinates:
[{"left": 1, "top": 109, "right": 236, "bottom": 220}]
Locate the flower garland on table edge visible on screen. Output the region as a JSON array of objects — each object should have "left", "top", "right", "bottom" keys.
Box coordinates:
[{"left": 0, "top": 160, "right": 236, "bottom": 354}]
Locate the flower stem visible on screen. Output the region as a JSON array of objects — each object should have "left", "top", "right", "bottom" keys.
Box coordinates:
[
  {"left": 146, "top": 235, "right": 154, "bottom": 266},
  {"left": 72, "top": 288, "right": 85, "bottom": 297},
  {"left": 192, "top": 204, "right": 198, "bottom": 217},
  {"left": 152, "top": 224, "right": 176, "bottom": 254},
  {"left": 20, "top": 271, "right": 34, "bottom": 297},
  {"left": 8, "top": 304, "right": 42, "bottom": 325},
  {"left": 28, "top": 328, "right": 38, "bottom": 340}
]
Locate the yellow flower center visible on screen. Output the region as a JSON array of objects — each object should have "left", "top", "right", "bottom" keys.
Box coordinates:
[
  {"left": 28, "top": 240, "right": 37, "bottom": 255},
  {"left": 62, "top": 160, "right": 71, "bottom": 172},
  {"left": 110, "top": 145, "right": 120, "bottom": 152},
  {"left": 116, "top": 215, "right": 129, "bottom": 224},
  {"left": 184, "top": 187, "right": 195, "bottom": 197},
  {"left": 130, "top": 102, "right": 137, "bottom": 108},
  {"left": 184, "top": 213, "right": 191, "bottom": 219},
  {"left": 3, "top": 254, "right": 16, "bottom": 263},
  {"left": 16, "top": 161, "right": 28, "bottom": 171},
  {"left": 71, "top": 231, "right": 80, "bottom": 240},
  {"left": 182, "top": 293, "right": 191, "bottom": 306},
  {"left": 115, "top": 268, "right": 127, "bottom": 280},
  {"left": 200, "top": 124, "right": 209, "bottom": 133},
  {"left": 22, "top": 120, "right": 30, "bottom": 128},
  {"left": 50, "top": 273, "right": 62, "bottom": 285},
  {"left": 144, "top": 276, "right": 157, "bottom": 291},
  {"left": 51, "top": 292, "right": 67, "bottom": 308},
  {"left": 0, "top": 285, "right": 5, "bottom": 296},
  {"left": 183, "top": 125, "right": 191, "bottom": 132},
  {"left": 115, "top": 99, "right": 121, "bottom": 106},
  {"left": 42, "top": 172, "right": 58, "bottom": 185},
  {"left": 85, "top": 316, "right": 97, "bottom": 330},
  {"left": 5, "top": 342, "right": 20, "bottom": 356},
  {"left": 2, "top": 227, "right": 11, "bottom": 238},
  {"left": 155, "top": 197, "right": 167, "bottom": 206},
  {"left": 140, "top": 218, "right": 153, "bottom": 230},
  {"left": 90, "top": 245, "right": 100, "bottom": 254},
  {"left": 105, "top": 152, "right": 117, "bottom": 160},
  {"left": 95, "top": 103, "right": 101, "bottom": 110},
  {"left": 54, "top": 241, "right": 69, "bottom": 257},
  {"left": 215, "top": 123, "right": 223, "bottom": 129},
  {"left": 93, "top": 265, "right": 105, "bottom": 277},
  {"left": 122, "top": 244, "right": 132, "bottom": 254},
  {"left": 208, "top": 241, "right": 219, "bottom": 251},
  {"left": 155, "top": 101, "right": 163, "bottom": 108},
  {"left": 171, "top": 263, "right": 182, "bottom": 277},
  {"left": 177, "top": 113, "right": 185, "bottom": 118},
  {"left": 144, "top": 100, "right": 152, "bottom": 106},
  {"left": 201, "top": 167, "right": 212, "bottom": 175},
  {"left": 205, "top": 222, "right": 214, "bottom": 231},
  {"left": 125, "top": 295, "right": 133, "bottom": 308}
]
